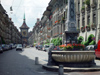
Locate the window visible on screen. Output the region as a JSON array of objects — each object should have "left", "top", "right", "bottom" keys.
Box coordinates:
[
  {"left": 82, "top": 18, "right": 85, "bottom": 27},
  {"left": 93, "top": 14, "right": 96, "bottom": 24},
  {"left": 78, "top": 1, "right": 80, "bottom": 12},
  {"left": 78, "top": 19, "right": 80, "bottom": 28},
  {"left": 87, "top": 16, "right": 90, "bottom": 25}
]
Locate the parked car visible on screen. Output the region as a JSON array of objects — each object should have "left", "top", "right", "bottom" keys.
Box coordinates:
[
  {"left": 35, "top": 45, "right": 38, "bottom": 49},
  {"left": 37, "top": 45, "right": 43, "bottom": 50},
  {"left": 0, "top": 46, "right": 3, "bottom": 53},
  {"left": 95, "top": 40, "right": 100, "bottom": 58},
  {"left": 85, "top": 45, "right": 95, "bottom": 50},
  {"left": 1, "top": 44, "right": 6, "bottom": 51},
  {"left": 4, "top": 45, "right": 10, "bottom": 51},
  {"left": 42, "top": 45, "right": 49, "bottom": 52},
  {"left": 16, "top": 44, "right": 23, "bottom": 51}
]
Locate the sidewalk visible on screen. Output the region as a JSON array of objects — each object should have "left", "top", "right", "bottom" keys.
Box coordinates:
[{"left": 39, "top": 59, "right": 100, "bottom": 75}]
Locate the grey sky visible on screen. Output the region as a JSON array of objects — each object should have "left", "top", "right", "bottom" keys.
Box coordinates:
[{"left": 1, "top": 0, "right": 50, "bottom": 31}]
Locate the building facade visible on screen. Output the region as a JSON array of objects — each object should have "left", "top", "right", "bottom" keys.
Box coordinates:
[
  {"left": 0, "top": 4, "right": 22, "bottom": 44},
  {"left": 75, "top": 0, "right": 100, "bottom": 43},
  {"left": 30, "top": 0, "right": 100, "bottom": 45}
]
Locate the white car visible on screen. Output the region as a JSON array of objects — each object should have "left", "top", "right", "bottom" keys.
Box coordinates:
[
  {"left": 85, "top": 45, "right": 95, "bottom": 50},
  {"left": 42, "top": 45, "right": 50, "bottom": 52},
  {"left": 16, "top": 44, "right": 23, "bottom": 51}
]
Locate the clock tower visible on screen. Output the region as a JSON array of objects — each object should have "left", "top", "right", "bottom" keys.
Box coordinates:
[{"left": 20, "top": 13, "right": 29, "bottom": 44}]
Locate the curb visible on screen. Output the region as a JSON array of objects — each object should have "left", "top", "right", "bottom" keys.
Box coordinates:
[{"left": 42, "top": 64, "right": 100, "bottom": 72}]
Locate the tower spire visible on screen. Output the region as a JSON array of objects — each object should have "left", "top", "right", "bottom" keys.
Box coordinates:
[{"left": 24, "top": 13, "right": 25, "bottom": 20}]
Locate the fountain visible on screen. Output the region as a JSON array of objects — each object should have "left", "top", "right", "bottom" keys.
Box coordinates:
[
  {"left": 47, "top": 0, "right": 95, "bottom": 67},
  {"left": 42, "top": 0, "right": 98, "bottom": 72}
]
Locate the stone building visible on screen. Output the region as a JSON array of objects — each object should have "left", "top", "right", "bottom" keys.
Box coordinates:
[
  {"left": 30, "top": 0, "right": 100, "bottom": 45},
  {"left": 0, "top": 4, "right": 22, "bottom": 44},
  {"left": 32, "top": 0, "right": 68, "bottom": 45},
  {"left": 75, "top": 0, "right": 100, "bottom": 43}
]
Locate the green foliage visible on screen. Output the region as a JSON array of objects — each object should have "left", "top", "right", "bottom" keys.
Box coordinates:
[
  {"left": 84, "top": 41, "right": 89, "bottom": 46},
  {"left": 88, "top": 34, "right": 95, "bottom": 43},
  {"left": 66, "top": 46, "right": 73, "bottom": 50},
  {"left": 81, "top": 6, "right": 85, "bottom": 10},
  {"left": 34, "top": 41, "right": 36, "bottom": 43},
  {"left": 46, "top": 39, "right": 50, "bottom": 43},
  {"left": 85, "top": 0, "right": 90, "bottom": 6},
  {"left": 0, "top": 37, "right": 6, "bottom": 44},
  {"left": 81, "top": 41, "right": 84, "bottom": 45},
  {"left": 66, "top": 0, "right": 68, "bottom": 4},
  {"left": 78, "top": 36, "right": 84, "bottom": 44},
  {"left": 83, "top": 34, "right": 95, "bottom": 46},
  {"left": 89, "top": 41, "right": 95, "bottom": 45},
  {"left": 51, "top": 38, "right": 62, "bottom": 46}
]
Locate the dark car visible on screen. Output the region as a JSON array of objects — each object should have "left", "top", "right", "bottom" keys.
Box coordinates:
[
  {"left": 2, "top": 44, "right": 6, "bottom": 51},
  {"left": 0, "top": 46, "right": 3, "bottom": 53},
  {"left": 35, "top": 45, "right": 38, "bottom": 49},
  {"left": 37, "top": 45, "right": 43, "bottom": 50},
  {"left": 4, "top": 45, "right": 10, "bottom": 51}
]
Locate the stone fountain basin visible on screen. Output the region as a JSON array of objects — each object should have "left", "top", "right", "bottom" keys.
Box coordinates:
[{"left": 52, "top": 51, "right": 95, "bottom": 63}]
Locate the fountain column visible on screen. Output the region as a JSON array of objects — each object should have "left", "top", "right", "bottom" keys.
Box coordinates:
[{"left": 65, "top": 0, "right": 79, "bottom": 44}]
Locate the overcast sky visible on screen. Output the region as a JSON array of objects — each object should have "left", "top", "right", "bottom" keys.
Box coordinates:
[{"left": 1, "top": 0, "right": 50, "bottom": 31}]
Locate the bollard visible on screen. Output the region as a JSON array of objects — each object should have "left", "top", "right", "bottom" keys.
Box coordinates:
[
  {"left": 59, "top": 65, "right": 64, "bottom": 75},
  {"left": 35, "top": 57, "right": 39, "bottom": 65}
]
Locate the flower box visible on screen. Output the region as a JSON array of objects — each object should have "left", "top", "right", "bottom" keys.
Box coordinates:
[
  {"left": 47, "top": 27, "right": 51, "bottom": 30},
  {"left": 60, "top": 33, "right": 62, "bottom": 35},
  {"left": 91, "top": 24, "right": 96, "bottom": 30},
  {"left": 47, "top": 36, "right": 50, "bottom": 38},
  {"left": 85, "top": 25, "right": 90, "bottom": 31},
  {"left": 81, "top": 27, "right": 85, "bottom": 32},
  {"left": 40, "top": 31, "right": 42, "bottom": 33},
  {"left": 91, "top": 3, "right": 96, "bottom": 8}
]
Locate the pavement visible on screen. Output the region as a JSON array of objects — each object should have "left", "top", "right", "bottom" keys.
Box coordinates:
[{"left": 0, "top": 47, "right": 100, "bottom": 75}]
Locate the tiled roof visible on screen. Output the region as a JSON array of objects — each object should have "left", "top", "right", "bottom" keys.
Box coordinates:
[{"left": 20, "top": 20, "right": 29, "bottom": 29}]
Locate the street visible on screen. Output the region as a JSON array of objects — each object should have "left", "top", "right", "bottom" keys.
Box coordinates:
[
  {"left": 0, "top": 48, "right": 57, "bottom": 75},
  {"left": 0, "top": 47, "right": 100, "bottom": 75}
]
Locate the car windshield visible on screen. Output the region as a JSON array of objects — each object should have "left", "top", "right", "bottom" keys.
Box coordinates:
[
  {"left": 17, "top": 44, "right": 22, "bottom": 47},
  {"left": 45, "top": 46, "right": 49, "bottom": 48}
]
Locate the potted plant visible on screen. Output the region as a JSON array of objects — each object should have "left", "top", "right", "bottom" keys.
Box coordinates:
[
  {"left": 91, "top": 23, "right": 96, "bottom": 30},
  {"left": 81, "top": 6, "right": 85, "bottom": 13},
  {"left": 58, "top": 20, "right": 60, "bottom": 23},
  {"left": 91, "top": 2, "right": 96, "bottom": 8},
  {"left": 85, "top": 0, "right": 90, "bottom": 11},
  {"left": 61, "top": 17, "right": 65, "bottom": 23},
  {"left": 85, "top": 25, "right": 90, "bottom": 31},
  {"left": 81, "top": 26, "right": 85, "bottom": 32}
]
